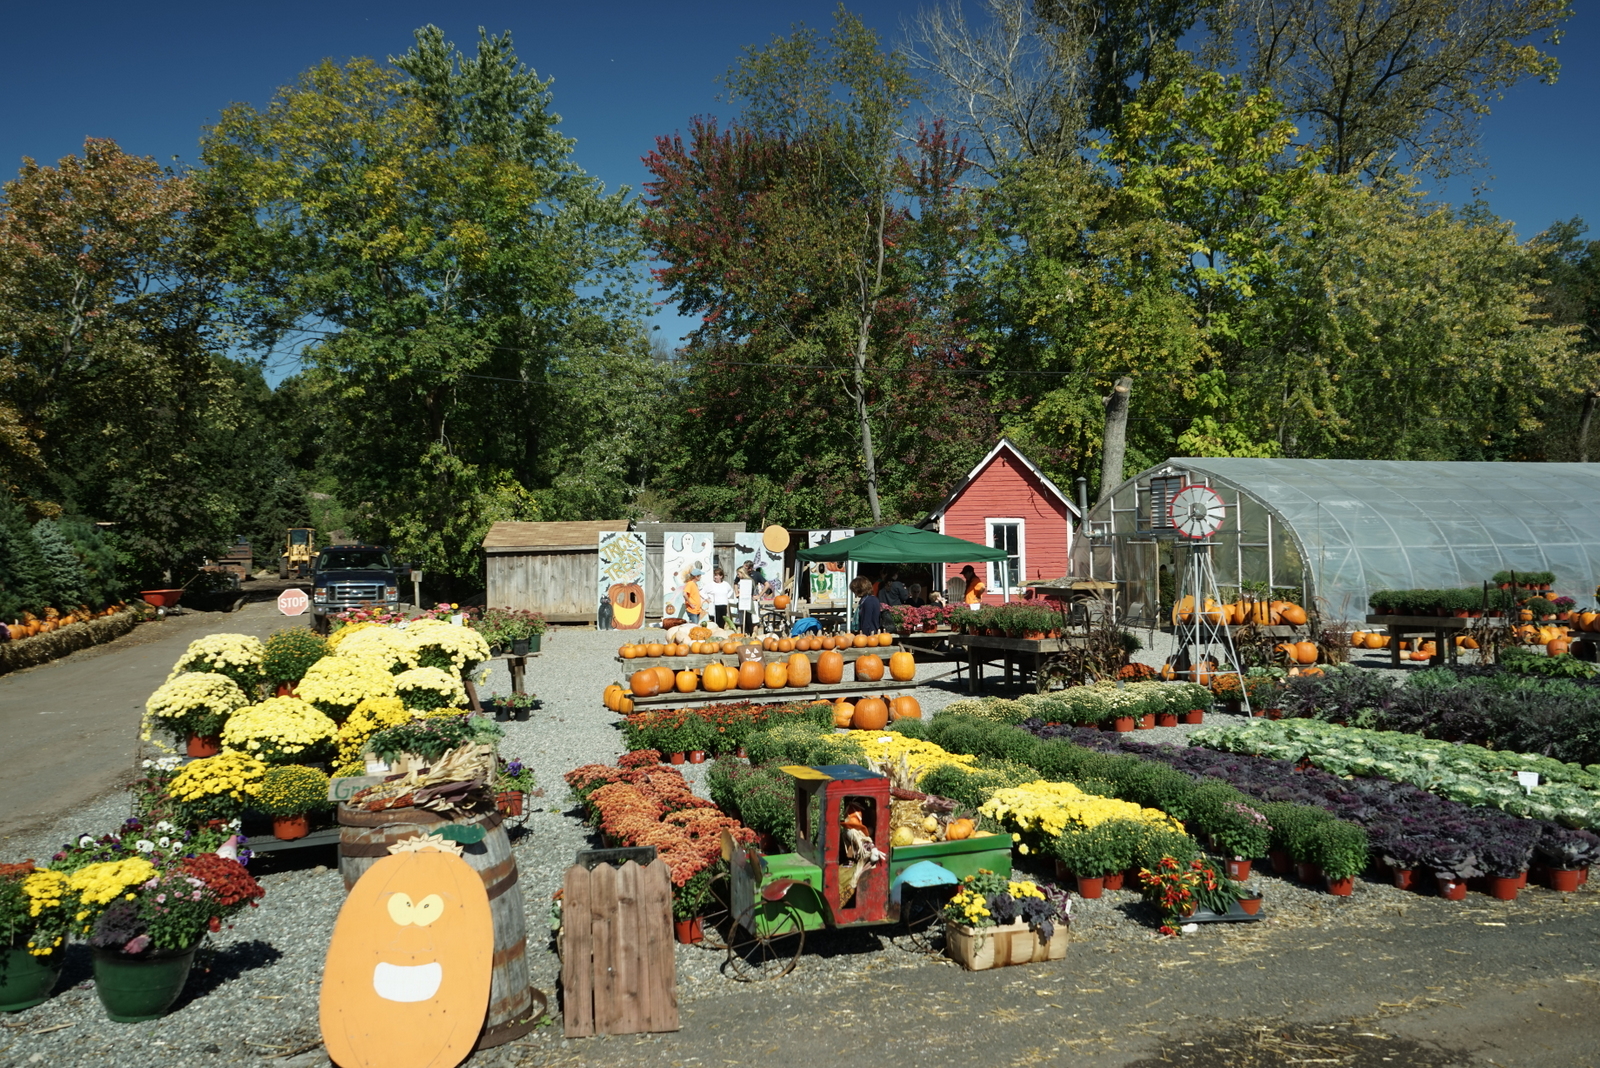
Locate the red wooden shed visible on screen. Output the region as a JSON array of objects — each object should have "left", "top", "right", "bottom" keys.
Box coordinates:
[{"left": 922, "top": 439, "right": 1080, "bottom": 603}]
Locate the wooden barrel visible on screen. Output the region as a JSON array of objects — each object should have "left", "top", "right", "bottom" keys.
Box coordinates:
[{"left": 337, "top": 804, "right": 542, "bottom": 1047}]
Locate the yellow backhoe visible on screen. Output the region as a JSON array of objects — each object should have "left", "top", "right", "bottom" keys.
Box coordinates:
[{"left": 279, "top": 528, "right": 316, "bottom": 579}]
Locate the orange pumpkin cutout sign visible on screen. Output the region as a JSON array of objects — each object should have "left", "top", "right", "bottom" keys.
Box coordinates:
[{"left": 321, "top": 835, "right": 493, "bottom": 1068}]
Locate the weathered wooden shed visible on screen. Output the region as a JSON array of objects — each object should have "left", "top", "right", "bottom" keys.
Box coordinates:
[
  {"left": 483, "top": 521, "right": 628, "bottom": 623},
  {"left": 628, "top": 522, "right": 748, "bottom": 617}
]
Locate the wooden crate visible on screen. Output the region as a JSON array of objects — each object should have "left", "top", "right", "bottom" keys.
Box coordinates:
[
  {"left": 560, "top": 859, "right": 679, "bottom": 1038},
  {"left": 945, "top": 919, "right": 1068, "bottom": 971}
]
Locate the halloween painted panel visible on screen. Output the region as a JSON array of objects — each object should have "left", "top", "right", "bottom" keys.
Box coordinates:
[
  {"left": 661, "top": 531, "right": 713, "bottom": 624},
  {"left": 320, "top": 846, "right": 493, "bottom": 1068},
  {"left": 733, "top": 533, "right": 785, "bottom": 601},
  {"left": 806, "top": 529, "right": 855, "bottom": 604},
  {"left": 597, "top": 531, "right": 647, "bottom": 630}
]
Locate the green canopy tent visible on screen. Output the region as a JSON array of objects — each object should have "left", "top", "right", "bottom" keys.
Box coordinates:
[{"left": 795, "top": 524, "right": 1008, "bottom": 564}]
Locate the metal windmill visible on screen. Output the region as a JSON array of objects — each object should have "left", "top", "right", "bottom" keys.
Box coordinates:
[{"left": 1169, "top": 485, "right": 1250, "bottom": 714}]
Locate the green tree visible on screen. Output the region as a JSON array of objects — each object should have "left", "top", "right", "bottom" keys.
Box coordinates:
[
  {"left": 31, "top": 519, "right": 84, "bottom": 608},
  {"left": 202, "top": 27, "right": 647, "bottom": 584},
  {"left": 0, "top": 497, "right": 49, "bottom": 620}
]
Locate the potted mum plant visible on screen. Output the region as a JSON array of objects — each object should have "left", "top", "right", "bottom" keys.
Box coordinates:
[
  {"left": 142, "top": 673, "right": 250, "bottom": 756},
  {"left": 219, "top": 696, "right": 339, "bottom": 765},
  {"left": 941, "top": 870, "right": 1070, "bottom": 970},
  {"left": 0, "top": 862, "right": 72, "bottom": 1011},
  {"left": 260, "top": 628, "right": 329, "bottom": 694},
  {"left": 79, "top": 853, "right": 263, "bottom": 1022},
  {"left": 254, "top": 764, "right": 331, "bottom": 840},
  {"left": 496, "top": 758, "right": 537, "bottom": 817}
]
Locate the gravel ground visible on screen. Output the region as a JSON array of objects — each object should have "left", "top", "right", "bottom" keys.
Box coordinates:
[{"left": 0, "top": 626, "right": 1550, "bottom": 1067}]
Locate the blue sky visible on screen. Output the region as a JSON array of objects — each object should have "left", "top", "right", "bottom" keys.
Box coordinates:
[{"left": 3, "top": 0, "right": 1594, "bottom": 374}]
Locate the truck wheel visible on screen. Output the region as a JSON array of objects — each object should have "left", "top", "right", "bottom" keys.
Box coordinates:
[{"left": 278, "top": 564, "right": 288, "bottom": 580}]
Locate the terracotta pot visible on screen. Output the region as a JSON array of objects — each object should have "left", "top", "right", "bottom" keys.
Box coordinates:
[
  {"left": 1548, "top": 867, "right": 1584, "bottom": 892},
  {"left": 1237, "top": 894, "right": 1263, "bottom": 916},
  {"left": 272, "top": 814, "right": 310, "bottom": 841},
  {"left": 1156, "top": 712, "right": 1179, "bottom": 728},
  {"left": 274, "top": 683, "right": 298, "bottom": 697},
  {"left": 688, "top": 751, "right": 706, "bottom": 764},
  {"left": 1294, "top": 861, "right": 1322, "bottom": 883},
  {"left": 1224, "top": 858, "right": 1251, "bottom": 881},
  {"left": 1392, "top": 868, "right": 1416, "bottom": 891},
  {"left": 1438, "top": 877, "right": 1468, "bottom": 901},
  {"left": 1325, "top": 876, "right": 1354, "bottom": 896},
  {"left": 1266, "top": 708, "right": 1284, "bottom": 720},
  {"left": 186, "top": 734, "right": 221, "bottom": 758},
  {"left": 668, "top": 752, "right": 686, "bottom": 765},
  {"left": 1137, "top": 713, "right": 1155, "bottom": 730},
  {"left": 1075, "top": 875, "right": 1105, "bottom": 899},
  {"left": 1269, "top": 849, "right": 1293, "bottom": 875},
  {"left": 1076, "top": 721, "right": 1098, "bottom": 730},
  {"left": 1486, "top": 875, "right": 1522, "bottom": 901},
  {"left": 1112, "top": 716, "right": 1135, "bottom": 733},
  {"left": 1182, "top": 710, "right": 1204, "bottom": 725},
  {"left": 1053, "top": 859, "right": 1070, "bottom": 884},
  {"left": 1103, "top": 871, "right": 1125, "bottom": 892},
  {"left": 673, "top": 917, "right": 703, "bottom": 945},
  {"left": 734, "top": 747, "right": 747, "bottom": 759},
  {"left": 495, "top": 791, "right": 524, "bottom": 817}
]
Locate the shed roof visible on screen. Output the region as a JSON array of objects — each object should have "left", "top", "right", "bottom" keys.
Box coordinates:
[
  {"left": 922, "top": 438, "right": 1080, "bottom": 523},
  {"left": 481, "top": 521, "right": 627, "bottom": 551},
  {"left": 1172, "top": 458, "right": 1600, "bottom": 607},
  {"left": 628, "top": 522, "right": 748, "bottom": 544}
]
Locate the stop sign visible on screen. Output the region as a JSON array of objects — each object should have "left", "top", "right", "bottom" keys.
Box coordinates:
[{"left": 278, "top": 588, "right": 309, "bottom": 616}]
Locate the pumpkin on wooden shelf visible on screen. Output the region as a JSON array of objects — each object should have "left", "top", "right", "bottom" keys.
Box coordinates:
[
  {"left": 876, "top": 632, "right": 894, "bottom": 647},
  {"left": 689, "top": 626, "right": 712, "bottom": 641},
  {"left": 737, "top": 660, "right": 765, "bottom": 690},
  {"left": 703, "top": 662, "right": 732, "bottom": 692},
  {"left": 620, "top": 644, "right": 639, "bottom": 659},
  {"left": 630, "top": 669, "right": 661, "bottom": 698},
  {"left": 850, "top": 633, "right": 867, "bottom": 649},
  {"left": 891, "top": 695, "right": 921, "bottom": 720},
  {"left": 854, "top": 654, "right": 885, "bottom": 682},
  {"left": 774, "top": 594, "right": 791, "bottom": 610},
  {"left": 888, "top": 650, "right": 916, "bottom": 681},
  {"left": 787, "top": 653, "right": 812, "bottom": 687},
  {"left": 602, "top": 684, "right": 624, "bottom": 710},
  {"left": 853, "top": 696, "right": 889, "bottom": 730},
  {"left": 763, "top": 636, "right": 781, "bottom": 652},
  {"left": 721, "top": 640, "right": 741, "bottom": 655},
  {"left": 645, "top": 642, "right": 665, "bottom": 658},
  {"left": 778, "top": 637, "right": 796, "bottom": 653},
  {"left": 763, "top": 661, "right": 789, "bottom": 688},
  {"left": 832, "top": 700, "right": 855, "bottom": 728},
  {"left": 616, "top": 693, "right": 633, "bottom": 714},
  {"left": 675, "top": 669, "right": 699, "bottom": 693},
  {"left": 1279, "top": 603, "right": 1308, "bottom": 626},
  {"left": 816, "top": 649, "right": 845, "bottom": 685}
]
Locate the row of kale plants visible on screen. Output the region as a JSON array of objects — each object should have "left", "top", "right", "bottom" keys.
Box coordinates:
[
  {"left": 1273, "top": 661, "right": 1600, "bottom": 767},
  {"left": 1019, "top": 722, "right": 1600, "bottom": 883}
]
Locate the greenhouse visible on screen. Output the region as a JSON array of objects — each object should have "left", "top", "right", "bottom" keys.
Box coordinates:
[{"left": 1073, "top": 458, "right": 1600, "bottom": 626}]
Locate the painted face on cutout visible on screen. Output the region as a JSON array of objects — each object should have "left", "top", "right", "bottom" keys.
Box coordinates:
[
  {"left": 320, "top": 849, "right": 492, "bottom": 1068},
  {"left": 608, "top": 582, "right": 644, "bottom": 629}
]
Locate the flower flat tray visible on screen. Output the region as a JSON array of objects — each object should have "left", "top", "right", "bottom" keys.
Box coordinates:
[
  {"left": 243, "top": 826, "right": 342, "bottom": 854},
  {"left": 1186, "top": 900, "right": 1264, "bottom": 924}
]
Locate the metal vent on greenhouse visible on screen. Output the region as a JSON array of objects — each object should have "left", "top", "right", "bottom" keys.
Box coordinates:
[{"left": 1072, "top": 459, "right": 1600, "bottom": 626}]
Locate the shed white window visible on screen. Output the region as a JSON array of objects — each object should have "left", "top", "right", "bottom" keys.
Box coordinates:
[{"left": 987, "top": 519, "right": 1024, "bottom": 598}]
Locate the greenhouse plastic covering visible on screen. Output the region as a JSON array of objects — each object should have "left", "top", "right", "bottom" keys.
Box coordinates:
[{"left": 1177, "top": 459, "right": 1600, "bottom": 615}]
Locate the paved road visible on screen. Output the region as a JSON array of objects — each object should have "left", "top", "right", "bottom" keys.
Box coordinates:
[{"left": 0, "top": 593, "right": 307, "bottom": 842}]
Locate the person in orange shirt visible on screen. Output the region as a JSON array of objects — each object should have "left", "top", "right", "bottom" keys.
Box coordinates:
[
  {"left": 682, "top": 565, "right": 705, "bottom": 623},
  {"left": 962, "top": 564, "right": 987, "bottom": 604}
]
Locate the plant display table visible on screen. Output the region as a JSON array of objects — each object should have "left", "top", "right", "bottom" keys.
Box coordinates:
[
  {"left": 243, "top": 825, "right": 342, "bottom": 854},
  {"left": 620, "top": 678, "right": 916, "bottom": 710},
  {"left": 1362, "top": 614, "right": 1507, "bottom": 667},
  {"left": 462, "top": 651, "right": 540, "bottom": 711},
  {"left": 616, "top": 644, "right": 901, "bottom": 675},
  {"left": 951, "top": 634, "right": 1091, "bottom": 694}
]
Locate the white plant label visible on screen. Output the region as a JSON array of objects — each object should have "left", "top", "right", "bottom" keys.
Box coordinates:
[{"left": 1517, "top": 771, "right": 1540, "bottom": 793}]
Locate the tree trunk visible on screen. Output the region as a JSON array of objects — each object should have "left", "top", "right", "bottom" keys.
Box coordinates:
[
  {"left": 1098, "top": 377, "right": 1133, "bottom": 504},
  {"left": 850, "top": 198, "right": 888, "bottom": 525},
  {"left": 1581, "top": 393, "right": 1598, "bottom": 464}
]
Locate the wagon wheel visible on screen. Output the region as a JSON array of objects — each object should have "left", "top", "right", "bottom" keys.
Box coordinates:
[
  {"left": 697, "top": 872, "right": 733, "bottom": 951},
  {"left": 895, "top": 886, "right": 948, "bottom": 956},
  {"left": 723, "top": 902, "right": 806, "bottom": 982}
]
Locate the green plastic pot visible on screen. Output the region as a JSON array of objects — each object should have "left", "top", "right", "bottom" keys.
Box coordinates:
[
  {"left": 92, "top": 944, "right": 196, "bottom": 1022},
  {"left": 0, "top": 946, "right": 63, "bottom": 1012}
]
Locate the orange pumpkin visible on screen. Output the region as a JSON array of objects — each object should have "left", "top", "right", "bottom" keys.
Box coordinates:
[
  {"left": 854, "top": 654, "right": 885, "bottom": 682},
  {"left": 689, "top": 626, "right": 712, "bottom": 641},
  {"left": 630, "top": 669, "right": 661, "bottom": 698},
  {"left": 616, "top": 693, "right": 633, "bottom": 714},
  {"left": 832, "top": 700, "right": 855, "bottom": 728},
  {"left": 945, "top": 818, "right": 974, "bottom": 841},
  {"left": 763, "top": 636, "right": 780, "bottom": 652},
  {"left": 778, "top": 637, "right": 796, "bottom": 653},
  {"left": 852, "top": 633, "right": 868, "bottom": 649},
  {"left": 1292, "top": 641, "right": 1319, "bottom": 665},
  {"left": 786, "top": 653, "right": 812, "bottom": 687},
  {"left": 702, "top": 662, "right": 731, "bottom": 692},
  {"left": 764, "top": 661, "right": 789, "bottom": 688},
  {"left": 675, "top": 669, "right": 698, "bottom": 693},
  {"left": 1548, "top": 638, "right": 1571, "bottom": 657},
  {"left": 891, "top": 695, "right": 921, "bottom": 720},
  {"left": 1461, "top": 636, "right": 1480, "bottom": 650},
  {"left": 720, "top": 641, "right": 740, "bottom": 655},
  {"left": 888, "top": 650, "right": 916, "bottom": 681},
  {"left": 737, "top": 660, "right": 765, "bottom": 690},
  {"left": 603, "top": 683, "right": 624, "bottom": 710},
  {"left": 1364, "top": 633, "right": 1385, "bottom": 649},
  {"left": 853, "top": 696, "right": 889, "bottom": 730},
  {"left": 774, "top": 594, "right": 791, "bottom": 610},
  {"left": 1279, "top": 603, "right": 1308, "bottom": 626},
  {"left": 816, "top": 649, "right": 845, "bottom": 685},
  {"left": 876, "top": 632, "right": 894, "bottom": 647},
  {"left": 644, "top": 642, "right": 664, "bottom": 658},
  {"left": 620, "top": 645, "right": 638, "bottom": 659},
  {"left": 320, "top": 846, "right": 492, "bottom": 1068},
  {"left": 652, "top": 665, "right": 676, "bottom": 692}
]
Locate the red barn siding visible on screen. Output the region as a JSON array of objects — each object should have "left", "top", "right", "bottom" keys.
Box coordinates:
[{"left": 938, "top": 448, "right": 1072, "bottom": 603}]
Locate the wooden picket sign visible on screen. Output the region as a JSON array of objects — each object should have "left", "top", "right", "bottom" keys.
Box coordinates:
[{"left": 560, "top": 859, "right": 678, "bottom": 1037}]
